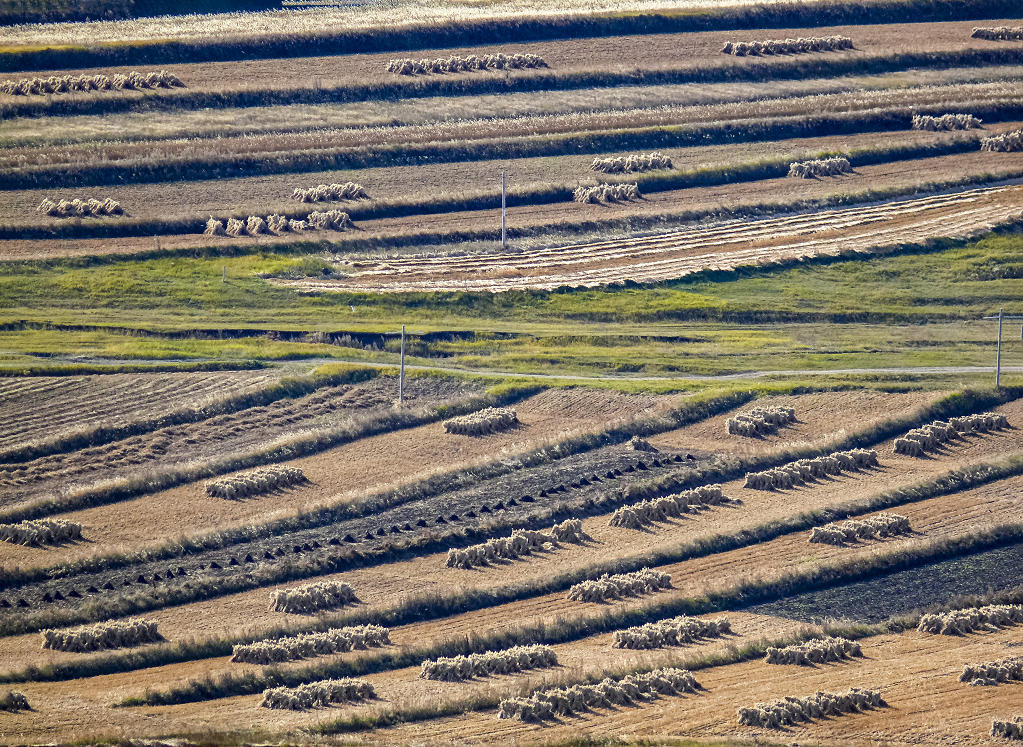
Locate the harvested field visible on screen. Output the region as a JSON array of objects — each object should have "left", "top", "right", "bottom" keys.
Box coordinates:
[
  {"left": 2, "top": 394, "right": 1018, "bottom": 675},
  {"left": 0, "top": 386, "right": 671, "bottom": 569},
  {"left": 286, "top": 178, "right": 1023, "bottom": 292},
  {"left": 0, "top": 369, "right": 279, "bottom": 459}
]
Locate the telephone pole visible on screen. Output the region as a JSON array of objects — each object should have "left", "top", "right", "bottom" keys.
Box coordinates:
[
  {"left": 981, "top": 309, "right": 1023, "bottom": 388},
  {"left": 501, "top": 170, "right": 507, "bottom": 249},
  {"left": 398, "top": 324, "right": 406, "bottom": 406}
]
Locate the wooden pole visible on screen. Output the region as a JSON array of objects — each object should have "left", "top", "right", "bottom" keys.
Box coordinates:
[
  {"left": 399, "top": 324, "right": 406, "bottom": 406},
  {"left": 501, "top": 170, "right": 507, "bottom": 249}
]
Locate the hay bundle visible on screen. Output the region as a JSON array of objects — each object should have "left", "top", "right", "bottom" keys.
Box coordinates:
[
  {"left": 726, "top": 405, "right": 795, "bottom": 436},
  {"left": 307, "top": 209, "right": 353, "bottom": 230},
  {"left": 591, "top": 152, "right": 673, "bottom": 174},
  {"left": 896, "top": 413, "right": 1008, "bottom": 456},
  {"left": 787, "top": 156, "right": 852, "bottom": 178},
  {"left": 0, "top": 518, "right": 82, "bottom": 546},
  {"left": 917, "top": 603, "right": 1023, "bottom": 635},
  {"left": 266, "top": 214, "right": 289, "bottom": 235},
  {"left": 960, "top": 656, "right": 1023, "bottom": 686},
  {"left": 982, "top": 129, "right": 1023, "bottom": 152},
  {"left": 765, "top": 636, "right": 862, "bottom": 665},
  {"left": 912, "top": 113, "right": 983, "bottom": 131},
  {"left": 41, "top": 618, "right": 162, "bottom": 652},
  {"left": 420, "top": 644, "right": 557, "bottom": 680},
  {"left": 291, "top": 182, "right": 369, "bottom": 203},
  {"left": 260, "top": 677, "right": 373, "bottom": 710},
  {"left": 202, "top": 218, "right": 226, "bottom": 237},
  {"left": 612, "top": 615, "right": 731, "bottom": 649},
  {"left": 972, "top": 26, "right": 1023, "bottom": 40},
  {"left": 567, "top": 567, "right": 671, "bottom": 603},
  {"left": 498, "top": 667, "right": 700, "bottom": 721},
  {"left": 245, "top": 216, "right": 267, "bottom": 235},
  {"left": 225, "top": 218, "right": 245, "bottom": 237},
  {"left": 737, "top": 687, "right": 883, "bottom": 727},
  {"left": 231, "top": 624, "right": 389, "bottom": 664},
  {"left": 205, "top": 465, "right": 307, "bottom": 499},
  {"left": 573, "top": 183, "right": 640, "bottom": 204},
  {"left": 269, "top": 580, "right": 357, "bottom": 614},
  {"left": 443, "top": 406, "right": 518, "bottom": 435},
  {"left": 722, "top": 35, "right": 852, "bottom": 55},
  {"left": 808, "top": 513, "right": 911, "bottom": 545},
  {"left": 446, "top": 519, "right": 586, "bottom": 569},
  {"left": 992, "top": 716, "right": 1023, "bottom": 740},
  {"left": 0, "top": 691, "right": 30, "bottom": 712}
]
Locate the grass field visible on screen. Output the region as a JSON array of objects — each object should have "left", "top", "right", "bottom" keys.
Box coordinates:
[{"left": 2, "top": 0, "right": 1023, "bottom": 743}]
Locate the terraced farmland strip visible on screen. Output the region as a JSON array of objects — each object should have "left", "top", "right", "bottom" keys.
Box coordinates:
[{"left": 290, "top": 182, "right": 1023, "bottom": 292}]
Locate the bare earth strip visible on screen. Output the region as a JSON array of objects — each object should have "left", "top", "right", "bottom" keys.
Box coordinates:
[{"left": 287, "top": 180, "right": 1023, "bottom": 292}]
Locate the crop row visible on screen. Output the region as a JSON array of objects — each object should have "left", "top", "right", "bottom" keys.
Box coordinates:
[
  {"left": 260, "top": 677, "right": 373, "bottom": 710},
  {"left": 737, "top": 687, "right": 884, "bottom": 728},
  {"left": 961, "top": 656, "right": 1023, "bottom": 687},
  {"left": 608, "top": 484, "right": 730, "bottom": 529},
  {"left": 231, "top": 624, "right": 390, "bottom": 665},
  {"left": 203, "top": 210, "right": 352, "bottom": 237},
  {"left": 567, "top": 567, "right": 672, "bottom": 603},
  {"left": 743, "top": 448, "right": 879, "bottom": 490},
  {"left": 0, "top": 518, "right": 81, "bottom": 546},
  {"left": 764, "top": 636, "right": 863, "bottom": 665},
  {"left": 0, "top": 70, "right": 183, "bottom": 96},
  {"left": 499, "top": 667, "right": 700, "bottom": 722},
  {"left": 420, "top": 644, "right": 557, "bottom": 681},
  {"left": 387, "top": 53, "right": 547, "bottom": 76},
  {"left": 894, "top": 412, "right": 1009, "bottom": 456},
  {"left": 573, "top": 183, "right": 640, "bottom": 204},
  {"left": 445, "top": 519, "right": 586, "bottom": 569},
  {"left": 917, "top": 603, "right": 1023, "bottom": 635},
  {"left": 36, "top": 197, "right": 123, "bottom": 218},
  {"left": 205, "top": 465, "right": 307, "bottom": 499},
  {"left": 291, "top": 182, "right": 368, "bottom": 203},
  {"left": 443, "top": 407, "right": 518, "bottom": 436},
  {"left": 807, "top": 512, "right": 911, "bottom": 545},
  {"left": 269, "top": 580, "right": 357, "bottom": 614},
  {"left": 612, "top": 615, "right": 731, "bottom": 649},
  {"left": 722, "top": 35, "right": 853, "bottom": 56},
  {"left": 725, "top": 405, "right": 796, "bottom": 437},
  {"left": 787, "top": 156, "right": 852, "bottom": 178},
  {"left": 41, "top": 618, "right": 161, "bottom": 653}
]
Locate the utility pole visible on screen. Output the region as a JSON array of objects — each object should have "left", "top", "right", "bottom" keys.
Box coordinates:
[
  {"left": 501, "top": 170, "right": 507, "bottom": 249},
  {"left": 398, "top": 324, "right": 406, "bottom": 406},
  {"left": 982, "top": 308, "right": 1023, "bottom": 388}
]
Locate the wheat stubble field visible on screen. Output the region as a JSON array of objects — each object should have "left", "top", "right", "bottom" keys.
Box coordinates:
[{"left": 2, "top": 0, "right": 1023, "bottom": 745}]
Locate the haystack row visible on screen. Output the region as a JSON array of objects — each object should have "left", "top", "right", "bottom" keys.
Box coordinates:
[
  {"left": 0, "top": 518, "right": 82, "bottom": 546},
  {"left": 498, "top": 667, "right": 700, "bottom": 722},
  {"left": 446, "top": 519, "right": 587, "bottom": 569},
  {"left": 612, "top": 615, "right": 731, "bottom": 649},
  {"left": 993, "top": 716, "right": 1023, "bottom": 740},
  {"left": 787, "top": 156, "right": 852, "bottom": 178},
  {"left": 917, "top": 603, "right": 1023, "bottom": 635},
  {"left": 609, "top": 484, "right": 729, "bottom": 529},
  {"left": 808, "top": 512, "right": 911, "bottom": 545},
  {"left": 573, "top": 183, "right": 640, "bottom": 204},
  {"left": 765, "top": 636, "right": 863, "bottom": 665},
  {"left": 894, "top": 412, "right": 1008, "bottom": 455},
  {"left": 420, "top": 644, "right": 557, "bottom": 681},
  {"left": 722, "top": 35, "right": 853, "bottom": 55},
  {"left": 912, "top": 113, "right": 983, "bottom": 131},
  {"left": 743, "top": 448, "right": 878, "bottom": 490},
  {"left": 972, "top": 26, "right": 1023, "bottom": 41},
  {"left": 41, "top": 618, "right": 162, "bottom": 652},
  {"left": 269, "top": 580, "right": 357, "bottom": 614},
  {"left": 960, "top": 656, "right": 1023, "bottom": 686},
  {"left": 567, "top": 567, "right": 671, "bottom": 603},
  {"left": 387, "top": 52, "right": 547, "bottom": 75},
  {"left": 204, "top": 210, "right": 352, "bottom": 237},
  {"left": 738, "top": 687, "right": 883, "bottom": 728},
  {"left": 591, "top": 152, "right": 673, "bottom": 174},
  {"left": 443, "top": 406, "right": 518, "bottom": 435},
  {"left": 260, "top": 678, "right": 373, "bottom": 710},
  {"left": 0, "top": 70, "right": 184, "bottom": 95},
  {"left": 231, "top": 624, "right": 389, "bottom": 664},
  {"left": 725, "top": 405, "right": 796, "bottom": 437},
  {"left": 981, "top": 129, "right": 1023, "bottom": 152},
  {"left": 205, "top": 465, "right": 307, "bottom": 499},
  {"left": 291, "top": 182, "right": 368, "bottom": 203},
  {"left": 37, "top": 197, "right": 123, "bottom": 218}
]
